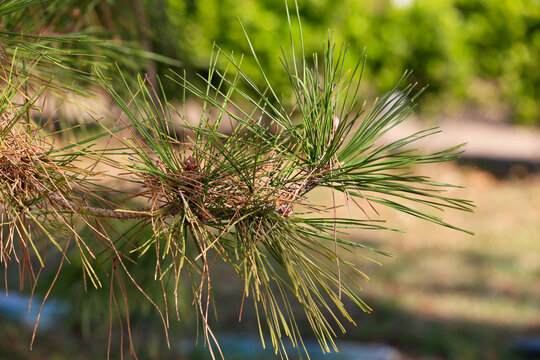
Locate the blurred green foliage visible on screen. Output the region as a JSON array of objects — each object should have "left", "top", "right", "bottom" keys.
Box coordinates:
[
  {"left": 8, "top": 0, "right": 536, "bottom": 124},
  {"left": 156, "top": 0, "right": 539, "bottom": 125}
]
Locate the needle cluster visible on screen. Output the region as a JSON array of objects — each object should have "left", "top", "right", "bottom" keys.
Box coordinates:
[{"left": 0, "top": 2, "right": 474, "bottom": 359}]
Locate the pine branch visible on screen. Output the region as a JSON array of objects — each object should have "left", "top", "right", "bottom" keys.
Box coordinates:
[{"left": 0, "top": 2, "right": 474, "bottom": 359}]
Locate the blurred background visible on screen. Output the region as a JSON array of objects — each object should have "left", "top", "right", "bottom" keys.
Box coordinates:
[{"left": 1, "top": 0, "right": 539, "bottom": 359}]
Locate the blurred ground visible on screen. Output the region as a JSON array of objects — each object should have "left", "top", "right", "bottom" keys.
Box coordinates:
[
  {"left": 2, "top": 111, "right": 540, "bottom": 359},
  {"left": 336, "top": 162, "right": 540, "bottom": 359}
]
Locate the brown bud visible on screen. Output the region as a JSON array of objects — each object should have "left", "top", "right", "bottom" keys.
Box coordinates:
[{"left": 183, "top": 155, "right": 198, "bottom": 172}]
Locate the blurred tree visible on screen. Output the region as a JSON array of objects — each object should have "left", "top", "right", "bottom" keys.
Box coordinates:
[
  {"left": 160, "top": 0, "right": 539, "bottom": 125},
  {"left": 7, "top": 0, "right": 536, "bottom": 124}
]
